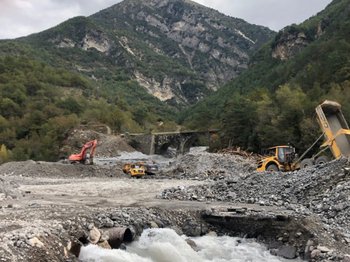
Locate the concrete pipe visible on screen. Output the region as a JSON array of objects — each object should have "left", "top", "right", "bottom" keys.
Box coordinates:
[
  {"left": 104, "top": 227, "right": 133, "bottom": 249},
  {"left": 67, "top": 240, "right": 82, "bottom": 258}
]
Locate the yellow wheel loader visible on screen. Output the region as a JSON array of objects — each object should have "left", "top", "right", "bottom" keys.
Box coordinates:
[
  {"left": 257, "top": 100, "right": 350, "bottom": 172},
  {"left": 122, "top": 163, "right": 146, "bottom": 178}
]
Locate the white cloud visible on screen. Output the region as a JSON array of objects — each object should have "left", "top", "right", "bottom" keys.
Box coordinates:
[
  {"left": 194, "top": 0, "right": 332, "bottom": 30},
  {"left": 0, "top": 0, "right": 82, "bottom": 39},
  {"left": 0, "top": 0, "right": 333, "bottom": 39}
]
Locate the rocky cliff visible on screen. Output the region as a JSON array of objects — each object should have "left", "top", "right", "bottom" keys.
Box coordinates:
[
  {"left": 271, "top": 21, "right": 326, "bottom": 61},
  {"left": 20, "top": 0, "right": 275, "bottom": 105}
]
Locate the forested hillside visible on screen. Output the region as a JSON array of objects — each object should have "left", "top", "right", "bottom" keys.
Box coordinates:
[
  {"left": 0, "top": 56, "right": 177, "bottom": 162},
  {"left": 1, "top": 0, "right": 348, "bottom": 162},
  {"left": 181, "top": 0, "right": 350, "bottom": 152},
  {"left": 0, "top": 0, "right": 275, "bottom": 162}
]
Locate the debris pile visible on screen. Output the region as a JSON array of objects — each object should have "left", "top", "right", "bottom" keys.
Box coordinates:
[
  {"left": 218, "top": 147, "right": 260, "bottom": 159},
  {"left": 62, "top": 129, "right": 135, "bottom": 158},
  {"left": 160, "top": 159, "right": 350, "bottom": 234},
  {"left": 160, "top": 151, "right": 255, "bottom": 180},
  {"left": 0, "top": 160, "right": 119, "bottom": 178}
]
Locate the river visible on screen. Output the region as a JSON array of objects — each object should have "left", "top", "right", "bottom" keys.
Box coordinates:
[{"left": 79, "top": 228, "right": 301, "bottom": 262}]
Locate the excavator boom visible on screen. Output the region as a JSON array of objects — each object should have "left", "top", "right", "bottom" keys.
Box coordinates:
[{"left": 68, "top": 140, "right": 97, "bottom": 164}]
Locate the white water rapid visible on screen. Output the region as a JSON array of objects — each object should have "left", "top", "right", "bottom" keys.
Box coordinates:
[{"left": 79, "top": 228, "right": 300, "bottom": 262}]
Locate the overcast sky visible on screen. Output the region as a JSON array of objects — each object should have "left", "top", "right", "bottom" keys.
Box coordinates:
[{"left": 0, "top": 0, "right": 333, "bottom": 39}]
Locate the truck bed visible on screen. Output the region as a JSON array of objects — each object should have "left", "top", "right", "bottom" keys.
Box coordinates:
[
  {"left": 316, "top": 100, "right": 350, "bottom": 159},
  {"left": 327, "top": 114, "right": 350, "bottom": 157}
]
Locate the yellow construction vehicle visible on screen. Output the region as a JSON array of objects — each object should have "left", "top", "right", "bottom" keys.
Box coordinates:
[
  {"left": 122, "top": 163, "right": 146, "bottom": 178},
  {"left": 122, "top": 161, "right": 159, "bottom": 177},
  {"left": 256, "top": 145, "right": 296, "bottom": 172},
  {"left": 257, "top": 100, "right": 350, "bottom": 172}
]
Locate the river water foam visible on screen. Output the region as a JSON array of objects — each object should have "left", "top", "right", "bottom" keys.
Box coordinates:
[{"left": 79, "top": 228, "right": 299, "bottom": 262}]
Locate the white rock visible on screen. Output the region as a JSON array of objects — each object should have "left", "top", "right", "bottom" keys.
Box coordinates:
[
  {"left": 317, "top": 245, "right": 332, "bottom": 253},
  {"left": 27, "top": 237, "right": 44, "bottom": 248},
  {"left": 88, "top": 227, "right": 101, "bottom": 244}
]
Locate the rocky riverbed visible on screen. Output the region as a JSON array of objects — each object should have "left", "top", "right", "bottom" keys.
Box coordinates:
[{"left": 0, "top": 149, "right": 349, "bottom": 261}]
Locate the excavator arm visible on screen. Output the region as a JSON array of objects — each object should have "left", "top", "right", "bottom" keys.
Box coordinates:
[{"left": 68, "top": 140, "right": 97, "bottom": 164}]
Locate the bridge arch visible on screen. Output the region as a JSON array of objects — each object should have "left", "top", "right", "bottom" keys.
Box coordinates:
[{"left": 128, "top": 130, "right": 218, "bottom": 155}]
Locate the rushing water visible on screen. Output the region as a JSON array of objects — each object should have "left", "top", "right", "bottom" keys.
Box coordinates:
[{"left": 79, "top": 228, "right": 299, "bottom": 262}]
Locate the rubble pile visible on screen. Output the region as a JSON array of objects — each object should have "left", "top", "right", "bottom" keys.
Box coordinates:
[
  {"left": 0, "top": 206, "right": 207, "bottom": 261},
  {"left": 0, "top": 177, "right": 22, "bottom": 200},
  {"left": 92, "top": 207, "right": 205, "bottom": 237},
  {"left": 218, "top": 147, "right": 260, "bottom": 159},
  {"left": 0, "top": 160, "right": 119, "bottom": 178},
  {"left": 160, "top": 159, "right": 350, "bottom": 234},
  {"left": 160, "top": 151, "right": 255, "bottom": 180},
  {"left": 62, "top": 129, "right": 135, "bottom": 158}
]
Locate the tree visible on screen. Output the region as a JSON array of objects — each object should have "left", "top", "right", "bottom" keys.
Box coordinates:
[
  {"left": 221, "top": 95, "right": 258, "bottom": 150},
  {"left": 0, "top": 144, "right": 10, "bottom": 163}
]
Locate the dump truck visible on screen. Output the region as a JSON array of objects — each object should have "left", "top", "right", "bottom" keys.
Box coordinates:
[{"left": 257, "top": 100, "right": 350, "bottom": 172}]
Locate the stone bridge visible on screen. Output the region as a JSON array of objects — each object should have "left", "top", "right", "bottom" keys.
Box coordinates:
[{"left": 128, "top": 130, "right": 219, "bottom": 155}]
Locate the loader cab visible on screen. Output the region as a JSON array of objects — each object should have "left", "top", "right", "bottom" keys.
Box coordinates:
[
  {"left": 262, "top": 146, "right": 295, "bottom": 163},
  {"left": 257, "top": 145, "right": 296, "bottom": 172},
  {"left": 276, "top": 146, "right": 295, "bottom": 164}
]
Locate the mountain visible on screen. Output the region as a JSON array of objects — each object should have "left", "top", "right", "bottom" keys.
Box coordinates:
[
  {"left": 181, "top": 0, "right": 350, "bottom": 152},
  {"left": 0, "top": 0, "right": 275, "bottom": 161},
  {"left": 14, "top": 0, "right": 274, "bottom": 105}
]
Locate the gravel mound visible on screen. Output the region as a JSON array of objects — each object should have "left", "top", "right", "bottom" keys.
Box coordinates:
[
  {"left": 160, "top": 158, "right": 350, "bottom": 233},
  {"left": 0, "top": 160, "right": 119, "bottom": 178},
  {"left": 62, "top": 129, "right": 135, "bottom": 158},
  {"left": 159, "top": 151, "right": 255, "bottom": 180}
]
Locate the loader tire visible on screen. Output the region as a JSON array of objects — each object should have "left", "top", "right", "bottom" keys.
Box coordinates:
[
  {"left": 300, "top": 158, "right": 314, "bottom": 169},
  {"left": 315, "top": 156, "right": 329, "bottom": 165},
  {"left": 266, "top": 164, "right": 279, "bottom": 172}
]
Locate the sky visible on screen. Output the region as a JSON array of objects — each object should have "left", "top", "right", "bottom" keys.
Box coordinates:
[{"left": 0, "top": 0, "right": 333, "bottom": 39}]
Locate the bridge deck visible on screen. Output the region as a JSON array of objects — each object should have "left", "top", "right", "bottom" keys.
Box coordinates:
[{"left": 129, "top": 129, "right": 219, "bottom": 136}]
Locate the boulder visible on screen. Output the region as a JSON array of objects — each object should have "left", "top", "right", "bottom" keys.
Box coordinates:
[{"left": 277, "top": 245, "right": 297, "bottom": 259}]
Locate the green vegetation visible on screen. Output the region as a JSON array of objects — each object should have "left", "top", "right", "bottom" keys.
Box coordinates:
[
  {"left": 1, "top": 0, "right": 349, "bottom": 162},
  {"left": 182, "top": 0, "right": 350, "bottom": 153},
  {"left": 0, "top": 56, "right": 177, "bottom": 161}
]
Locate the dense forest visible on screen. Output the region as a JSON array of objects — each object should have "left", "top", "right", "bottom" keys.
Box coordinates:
[
  {"left": 0, "top": 56, "right": 177, "bottom": 162},
  {"left": 181, "top": 0, "right": 350, "bottom": 153}
]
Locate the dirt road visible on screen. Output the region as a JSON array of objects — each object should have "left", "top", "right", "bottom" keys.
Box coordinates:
[{"left": 16, "top": 177, "right": 206, "bottom": 208}]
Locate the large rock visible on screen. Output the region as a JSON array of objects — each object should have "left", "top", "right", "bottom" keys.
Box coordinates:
[
  {"left": 277, "top": 245, "right": 297, "bottom": 259},
  {"left": 88, "top": 226, "right": 101, "bottom": 244}
]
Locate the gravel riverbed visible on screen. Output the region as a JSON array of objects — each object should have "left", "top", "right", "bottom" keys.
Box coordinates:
[{"left": 0, "top": 150, "right": 349, "bottom": 261}]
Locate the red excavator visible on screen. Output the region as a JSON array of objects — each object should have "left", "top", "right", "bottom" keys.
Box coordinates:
[{"left": 68, "top": 140, "right": 97, "bottom": 164}]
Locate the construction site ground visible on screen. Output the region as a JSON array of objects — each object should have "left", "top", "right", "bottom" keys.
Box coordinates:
[{"left": 0, "top": 131, "right": 349, "bottom": 261}]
